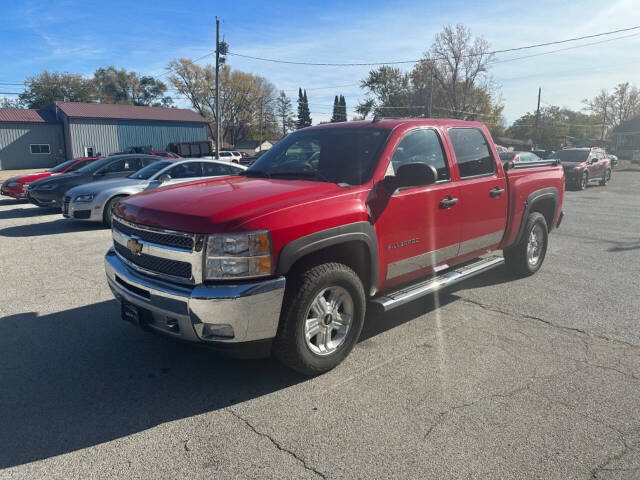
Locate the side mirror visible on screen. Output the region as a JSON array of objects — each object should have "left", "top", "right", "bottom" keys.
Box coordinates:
[
  {"left": 157, "top": 173, "right": 172, "bottom": 183},
  {"left": 385, "top": 162, "right": 437, "bottom": 193},
  {"left": 590, "top": 157, "right": 599, "bottom": 164}
]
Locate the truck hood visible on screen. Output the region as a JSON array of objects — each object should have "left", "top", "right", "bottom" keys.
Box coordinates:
[
  {"left": 114, "top": 176, "right": 347, "bottom": 233},
  {"left": 67, "top": 178, "right": 146, "bottom": 196}
]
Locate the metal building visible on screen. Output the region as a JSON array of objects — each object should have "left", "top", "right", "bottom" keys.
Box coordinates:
[
  {"left": 0, "top": 102, "right": 209, "bottom": 170},
  {"left": 0, "top": 109, "right": 64, "bottom": 169}
]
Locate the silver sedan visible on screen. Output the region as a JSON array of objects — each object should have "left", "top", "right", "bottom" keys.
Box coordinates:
[{"left": 62, "top": 158, "right": 246, "bottom": 226}]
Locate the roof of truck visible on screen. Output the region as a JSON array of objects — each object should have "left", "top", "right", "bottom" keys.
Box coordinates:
[{"left": 302, "top": 118, "right": 487, "bottom": 131}]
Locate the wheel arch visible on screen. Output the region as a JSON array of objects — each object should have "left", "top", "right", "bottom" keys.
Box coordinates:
[
  {"left": 514, "top": 187, "right": 558, "bottom": 244},
  {"left": 276, "top": 222, "right": 379, "bottom": 296}
]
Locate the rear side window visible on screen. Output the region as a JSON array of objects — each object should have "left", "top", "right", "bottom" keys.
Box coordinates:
[
  {"left": 390, "top": 129, "right": 450, "bottom": 181},
  {"left": 166, "top": 162, "right": 203, "bottom": 179},
  {"left": 68, "top": 159, "right": 97, "bottom": 171},
  {"left": 203, "top": 162, "right": 231, "bottom": 176},
  {"left": 449, "top": 128, "right": 495, "bottom": 178}
]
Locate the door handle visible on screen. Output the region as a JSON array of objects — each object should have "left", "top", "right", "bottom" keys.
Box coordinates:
[
  {"left": 490, "top": 187, "right": 505, "bottom": 197},
  {"left": 439, "top": 196, "right": 459, "bottom": 209}
]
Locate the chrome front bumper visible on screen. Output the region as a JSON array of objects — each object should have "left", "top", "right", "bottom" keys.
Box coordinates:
[{"left": 104, "top": 248, "right": 286, "bottom": 345}]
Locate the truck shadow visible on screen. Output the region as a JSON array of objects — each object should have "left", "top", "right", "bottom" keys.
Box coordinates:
[
  {"left": 0, "top": 218, "right": 106, "bottom": 237},
  {"left": 0, "top": 270, "right": 505, "bottom": 468},
  {"left": 0, "top": 199, "right": 29, "bottom": 206}
]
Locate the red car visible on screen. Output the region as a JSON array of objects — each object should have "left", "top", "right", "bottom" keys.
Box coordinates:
[
  {"left": 554, "top": 147, "right": 612, "bottom": 190},
  {"left": 1, "top": 157, "right": 100, "bottom": 199},
  {"left": 105, "top": 119, "right": 565, "bottom": 375}
]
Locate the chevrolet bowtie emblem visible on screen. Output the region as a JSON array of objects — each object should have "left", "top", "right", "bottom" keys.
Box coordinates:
[{"left": 127, "top": 237, "right": 143, "bottom": 255}]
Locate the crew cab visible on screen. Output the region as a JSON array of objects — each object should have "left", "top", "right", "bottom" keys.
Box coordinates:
[{"left": 104, "top": 119, "right": 565, "bottom": 375}]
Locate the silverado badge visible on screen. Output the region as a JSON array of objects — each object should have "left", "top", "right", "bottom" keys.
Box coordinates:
[{"left": 127, "top": 237, "right": 143, "bottom": 255}]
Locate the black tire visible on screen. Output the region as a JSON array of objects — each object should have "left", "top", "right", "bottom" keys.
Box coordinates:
[
  {"left": 103, "top": 196, "right": 126, "bottom": 228},
  {"left": 273, "top": 262, "right": 366, "bottom": 376},
  {"left": 504, "top": 212, "right": 548, "bottom": 277},
  {"left": 599, "top": 168, "right": 611, "bottom": 186},
  {"left": 577, "top": 171, "right": 588, "bottom": 190}
]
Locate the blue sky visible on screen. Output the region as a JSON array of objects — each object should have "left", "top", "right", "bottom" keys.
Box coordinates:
[{"left": 1, "top": 0, "right": 639, "bottom": 124}]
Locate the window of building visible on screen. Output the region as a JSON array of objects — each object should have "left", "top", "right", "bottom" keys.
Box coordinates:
[
  {"left": 448, "top": 128, "right": 495, "bottom": 178},
  {"left": 30, "top": 144, "right": 50, "bottom": 154}
]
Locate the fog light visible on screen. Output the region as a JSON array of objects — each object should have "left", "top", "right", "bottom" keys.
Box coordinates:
[{"left": 202, "top": 324, "right": 234, "bottom": 339}]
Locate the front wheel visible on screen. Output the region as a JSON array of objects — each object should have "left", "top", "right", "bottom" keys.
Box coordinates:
[
  {"left": 273, "top": 262, "right": 366, "bottom": 376},
  {"left": 600, "top": 168, "right": 611, "bottom": 186},
  {"left": 578, "top": 171, "right": 588, "bottom": 190},
  {"left": 504, "top": 212, "right": 548, "bottom": 277},
  {"left": 103, "top": 196, "right": 126, "bottom": 227}
]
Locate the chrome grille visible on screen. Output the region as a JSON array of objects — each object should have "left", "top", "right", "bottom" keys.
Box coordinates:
[
  {"left": 112, "top": 218, "right": 194, "bottom": 249},
  {"left": 111, "top": 216, "right": 203, "bottom": 284}
]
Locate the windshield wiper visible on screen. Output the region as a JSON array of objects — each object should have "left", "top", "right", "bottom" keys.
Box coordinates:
[
  {"left": 269, "top": 171, "right": 334, "bottom": 183},
  {"left": 242, "top": 169, "right": 272, "bottom": 179}
]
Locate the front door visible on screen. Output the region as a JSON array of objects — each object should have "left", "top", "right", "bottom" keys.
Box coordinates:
[
  {"left": 373, "top": 128, "right": 461, "bottom": 290},
  {"left": 447, "top": 127, "right": 508, "bottom": 258}
]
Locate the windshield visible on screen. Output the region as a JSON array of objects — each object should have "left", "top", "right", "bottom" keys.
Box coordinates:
[
  {"left": 499, "top": 152, "right": 516, "bottom": 161},
  {"left": 555, "top": 150, "right": 589, "bottom": 162},
  {"left": 75, "top": 155, "right": 134, "bottom": 174},
  {"left": 48, "top": 159, "right": 76, "bottom": 173},
  {"left": 129, "top": 160, "right": 172, "bottom": 179},
  {"left": 246, "top": 127, "right": 390, "bottom": 185}
]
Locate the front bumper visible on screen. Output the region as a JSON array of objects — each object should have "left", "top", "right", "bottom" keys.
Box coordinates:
[
  {"left": 104, "top": 248, "right": 286, "bottom": 349},
  {"left": 63, "top": 197, "right": 99, "bottom": 221},
  {"left": 28, "top": 189, "right": 62, "bottom": 208},
  {"left": 1, "top": 184, "right": 25, "bottom": 199}
]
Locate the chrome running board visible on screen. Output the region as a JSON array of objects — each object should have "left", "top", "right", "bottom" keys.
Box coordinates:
[{"left": 372, "top": 255, "right": 504, "bottom": 311}]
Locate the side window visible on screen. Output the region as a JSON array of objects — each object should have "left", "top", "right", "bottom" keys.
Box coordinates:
[
  {"left": 68, "top": 160, "right": 95, "bottom": 171},
  {"left": 101, "top": 159, "right": 127, "bottom": 173},
  {"left": 389, "top": 129, "right": 450, "bottom": 181},
  {"left": 203, "top": 162, "right": 231, "bottom": 176},
  {"left": 142, "top": 157, "right": 158, "bottom": 166},
  {"left": 229, "top": 165, "right": 245, "bottom": 175},
  {"left": 166, "top": 162, "right": 203, "bottom": 179},
  {"left": 124, "top": 157, "right": 143, "bottom": 172},
  {"left": 449, "top": 128, "right": 495, "bottom": 178}
]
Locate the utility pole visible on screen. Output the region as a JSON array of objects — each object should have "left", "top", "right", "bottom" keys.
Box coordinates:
[
  {"left": 427, "top": 64, "right": 434, "bottom": 118},
  {"left": 215, "top": 17, "right": 220, "bottom": 159},
  {"left": 534, "top": 87, "right": 541, "bottom": 148}
]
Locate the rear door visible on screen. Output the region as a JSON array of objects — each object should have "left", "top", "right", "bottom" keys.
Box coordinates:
[
  {"left": 446, "top": 127, "right": 507, "bottom": 259},
  {"left": 375, "top": 127, "right": 461, "bottom": 289}
]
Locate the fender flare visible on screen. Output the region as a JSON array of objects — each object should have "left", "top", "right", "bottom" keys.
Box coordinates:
[
  {"left": 514, "top": 187, "right": 559, "bottom": 245},
  {"left": 276, "top": 222, "right": 379, "bottom": 296}
]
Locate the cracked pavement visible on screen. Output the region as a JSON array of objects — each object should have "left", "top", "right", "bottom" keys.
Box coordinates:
[{"left": 1, "top": 171, "right": 639, "bottom": 479}]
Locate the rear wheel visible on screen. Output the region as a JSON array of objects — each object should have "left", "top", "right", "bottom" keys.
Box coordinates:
[
  {"left": 600, "top": 168, "right": 611, "bottom": 186},
  {"left": 504, "top": 212, "right": 548, "bottom": 277},
  {"left": 273, "top": 262, "right": 366, "bottom": 376},
  {"left": 103, "top": 196, "right": 126, "bottom": 228}
]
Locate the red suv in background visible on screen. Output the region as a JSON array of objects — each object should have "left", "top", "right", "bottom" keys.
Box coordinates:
[
  {"left": 555, "top": 148, "right": 612, "bottom": 190},
  {"left": 1, "top": 156, "right": 101, "bottom": 199}
]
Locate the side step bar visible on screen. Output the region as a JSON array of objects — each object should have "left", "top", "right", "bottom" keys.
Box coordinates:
[{"left": 372, "top": 255, "right": 504, "bottom": 311}]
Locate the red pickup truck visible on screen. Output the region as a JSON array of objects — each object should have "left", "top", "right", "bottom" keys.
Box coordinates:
[{"left": 105, "top": 119, "right": 565, "bottom": 375}]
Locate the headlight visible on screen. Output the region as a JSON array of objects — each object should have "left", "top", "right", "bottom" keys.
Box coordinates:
[
  {"left": 74, "top": 194, "right": 95, "bottom": 203},
  {"left": 6, "top": 181, "right": 19, "bottom": 187},
  {"left": 37, "top": 183, "right": 57, "bottom": 190},
  {"left": 205, "top": 230, "right": 272, "bottom": 280}
]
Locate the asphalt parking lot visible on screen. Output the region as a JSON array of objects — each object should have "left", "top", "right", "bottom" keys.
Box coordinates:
[{"left": 1, "top": 171, "right": 639, "bottom": 479}]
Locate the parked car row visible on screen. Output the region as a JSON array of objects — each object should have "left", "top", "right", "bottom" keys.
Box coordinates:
[
  {"left": 498, "top": 147, "right": 614, "bottom": 191},
  {"left": 1, "top": 154, "right": 246, "bottom": 226}
]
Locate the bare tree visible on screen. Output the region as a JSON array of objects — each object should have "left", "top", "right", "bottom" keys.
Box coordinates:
[{"left": 583, "top": 82, "right": 640, "bottom": 136}]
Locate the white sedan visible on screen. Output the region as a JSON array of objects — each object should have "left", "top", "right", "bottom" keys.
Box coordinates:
[{"left": 62, "top": 158, "right": 246, "bottom": 227}]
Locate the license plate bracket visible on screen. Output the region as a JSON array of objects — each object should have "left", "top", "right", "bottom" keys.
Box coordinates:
[{"left": 121, "top": 300, "right": 152, "bottom": 329}]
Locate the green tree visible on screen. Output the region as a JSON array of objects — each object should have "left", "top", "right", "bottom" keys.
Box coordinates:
[
  {"left": 297, "top": 88, "right": 312, "bottom": 128},
  {"left": 93, "top": 66, "right": 172, "bottom": 106},
  {"left": 275, "top": 91, "right": 295, "bottom": 137},
  {"left": 339, "top": 95, "right": 347, "bottom": 122},
  {"left": 19, "top": 71, "right": 95, "bottom": 108},
  {"left": 331, "top": 95, "right": 340, "bottom": 122}
]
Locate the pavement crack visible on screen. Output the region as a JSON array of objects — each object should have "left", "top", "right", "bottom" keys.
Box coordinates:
[
  {"left": 227, "top": 408, "right": 327, "bottom": 479},
  {"left": 460, "top": 298, "right": 640, "bottom": 350}
]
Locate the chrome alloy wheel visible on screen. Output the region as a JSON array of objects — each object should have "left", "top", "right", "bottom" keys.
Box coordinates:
[
  {"left": 304, "top": 286, "right": 354, "bottom": 356},
  {"left": 527, "top": 224, "right": 544, "bottom": 267}
]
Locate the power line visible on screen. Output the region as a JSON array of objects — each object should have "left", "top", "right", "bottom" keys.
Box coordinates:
[{"left": 226, "top": 25, "right": 640, "bottom": 67}]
